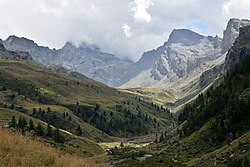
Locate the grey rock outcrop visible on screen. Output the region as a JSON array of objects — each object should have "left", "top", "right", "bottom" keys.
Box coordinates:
[
  {"left": 121, "top": 29, "right": 224, "bottom": 88},
  {"left": 47, "top": 64, "right": 91, "bottom": 81},
  {"left": 199, "top": 19, "right": 250, "bottom": 87},
  {"left": 221, "top": 18, "right": 250, "bottom": 54},
  {"left": 2, "top": 36, "right": 132, "bottom": 87},
  {"left": 121, "top": 19, "right": 250, "bottom": 90},
  {"left": 0, "top": 43, "right": 34, "bottom": 61},
  {"left": 167, "top": 29, "right": 205, "bottom": 45},
  {"left": 224, "top": 25, "right": 250, "bottom": 70}
]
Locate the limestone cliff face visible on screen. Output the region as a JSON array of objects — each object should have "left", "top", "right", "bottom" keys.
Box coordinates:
[
  {"left": 225, "top": 25, "right": 250, "bottom": 71},
  {"left": 0, "top": 43, "right": 33, "bottom": 61},
  {"left": 221, "top": 18, "right": 250, "bottom": 54},
  {"left": 121, "top": 19, "right": 250, "bottom": 91},
  {"left": 199, "top": 20, "right": 250, "bottom": 88},
  {"left": 2, "top": 36, "right": 132, "bottom": 87},
  {"left": 121, "top": 29, "right": 223, "bottom": 89}
]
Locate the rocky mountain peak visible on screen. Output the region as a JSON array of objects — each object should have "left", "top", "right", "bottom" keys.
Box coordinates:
[
  {"left": 5, "top": 35, "right": 35, "bottom": 45},
  {"left": 79, "top": 42, "right": 100, "bottom": 52},
  {"left": 225, "top": 25, "right": 250, "bottom": 70},
  {"left": 166, "top": 29, "right": 205, "bottom": 46},
  {"left": 62, "top": 42, "right": 77, "bottom": 50},
  {"left": 62, "top": 41, "right": 100, "bottom": 52},
  {"left": 0, "top": 44, "right": 33, "bottom": 61},
  {"left": 221, "top": 18, "right": 250, "bottom": 54}
]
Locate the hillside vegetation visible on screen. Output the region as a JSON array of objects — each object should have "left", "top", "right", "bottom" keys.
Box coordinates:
[
  {"left": 0, "top": 46, "right": 175, "bottom": 166},
  {"left": 0, "top": 128, "right": 96, "bottom": 167},
  {"left": 108, "top": 26, "right": 250, "bottom": 167}
]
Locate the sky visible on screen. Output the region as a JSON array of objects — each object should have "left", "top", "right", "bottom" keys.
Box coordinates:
[{"left": 0, "top": 0, "right": 250, "bottom": 62}]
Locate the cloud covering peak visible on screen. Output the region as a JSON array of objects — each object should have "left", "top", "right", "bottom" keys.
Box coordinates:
[{"left": 0, "top": 0, "right": 250, "bottom": 61}]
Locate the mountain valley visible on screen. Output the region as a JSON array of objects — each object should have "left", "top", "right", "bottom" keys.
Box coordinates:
[{"left": 0, "top": 18, "right": 250, "bottom": 167}]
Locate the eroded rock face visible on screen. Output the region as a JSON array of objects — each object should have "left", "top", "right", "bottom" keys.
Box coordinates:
[
  {"left": 122, "top": 19, "right": 250, "bottom": 90},
  {"left": 2, "top": 36, "right": 132, "bottom": 87},
  {"left": 0, "top": 43, "right": 33, "bottom": 61},
  {"left": 221, "top": 18, "right": 250, "bottom": 54},
  {"left": 47, "top": 64, "right": 90, "bottom": 81},
  {"left": 225, "top": 25, "right": 250, "bottom": 70},
  {"left": 122, "top": 29, "right": 223, "bottom": 89},
  {"left": 167, "top": 29, "right": 205, "bottom": 46},
  {"left": 0, "top": 44, "right": 5, "bottom": 51}
]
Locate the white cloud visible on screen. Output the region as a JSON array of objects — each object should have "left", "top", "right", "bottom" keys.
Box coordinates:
[
  {"left": 130, "top": 0, "right": 153, "bottom": 23},
  {"left": 122, "top": 24, "right": 132, "bottom": 38},
  {"left": 0, "top": 0, "right": 249, "bottom": 62},
  {"left": 223, "top": 0, "right": 250, "bottom": 17}
]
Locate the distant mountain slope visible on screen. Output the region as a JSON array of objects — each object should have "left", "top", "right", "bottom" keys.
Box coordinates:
[
  {"left": 1, "top": 36, "right": 132, "bottom": 87},
  {"left": 0, "top": 43, "right": 33, "bottom": 61},
  {"left": 122, "top": 30, "right": 223, "bottom": 88},
  {"left": 121, "top": 19, "right": 250, "bottom": 90}
]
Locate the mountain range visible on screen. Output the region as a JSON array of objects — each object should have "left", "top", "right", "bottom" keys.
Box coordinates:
[
  {"left": 1, "top": 37, "right": 132, "bottom": 87},
  {"left": 121, "top": 18, "right": 250, "bottom": 89},
  {"left": 1, "top": 19, "right": 250, "bottom": 91}
]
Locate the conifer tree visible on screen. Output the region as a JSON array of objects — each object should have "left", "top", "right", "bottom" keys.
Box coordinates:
[
  {"left": 47, "top": 123, "right": 52, "bottom": 137},
  {"left": 29, "top": 119, "right": 34, "bottom": 131},
  {"left": 23, "top": 117, "right": 27, "bottom": 127},
  {"left": 36, "top": 123, "right": 44, "bottom": 136},
  {"left": 9, "top": 115, "right": 17, "bottom": 128},
  {"left": 76, "top": 124, "right": 82, "bottom": 136},
  {"left": 53, "top": 128, "right": 64, "bottom": 143},
  {"left": 159, "top": 132, "right": 164, "bottom": 142},
  {"left": 32, "top": 107, "right": 37, "bottom": 115},
  {"left": 18, "top": 116, "right": 24, "bottom": 130}
]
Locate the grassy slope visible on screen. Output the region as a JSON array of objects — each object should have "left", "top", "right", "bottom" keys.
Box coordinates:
[
  {"left": 186, "top": 132, "right": 250, "bottom": 166},
  {"left": 0, "top": 128, "right": 98, "bottom": 167},
  {"left": 115, "top": 116, "right": 249, "bottom": 167},
  {"left": 0, "top": 60, "right": 172, "bottom": 122},
  {"left": 0, "top": 59, "right": 176, "bottom": 161},
  {"left": 0, "top": 88, "right": 115, "bottom": 142},
  {"left": 0, "top": 107, "right": 105, "bottom": 157},
  {"left": 0, "top": 60, "right": 124, "bottom": 108},
  {"left": 0, "top": 60, "right": 175, "bottom": 129}
]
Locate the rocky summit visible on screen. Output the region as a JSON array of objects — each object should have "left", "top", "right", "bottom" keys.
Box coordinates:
[
  {"left": 120, "top": 19, "right": 250, "bottom": 91},
  {"left": 1, "top": 37, "right": 132, "bottom": 87}
]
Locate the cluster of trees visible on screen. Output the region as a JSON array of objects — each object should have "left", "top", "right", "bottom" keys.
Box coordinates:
[
  {"left": 66, "top": 103, "right": 155, "bottom": 137},
  {"left": 155, "top": 131, "right": 169, "bottom": 143},
  {"left": 31, "top": 107, "right": 82, "bottom": 137},
  {"left": 178, "top": 53, "right": 250, "bottom": 143},
  {"left": 151, "top": 101, "right": 170, "bottom": 113},
  {"left": 9, "top": 115, "right": 64, "bottom": 143},
  {"left": 0, "top": 74, "right": 54, "bottom": 104}
]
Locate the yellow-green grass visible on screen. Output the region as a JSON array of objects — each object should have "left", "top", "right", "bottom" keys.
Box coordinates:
[
  {"left": 120, "top": 88, "right": 176, "bottom": 106},
  {"left": 0, "top": 60, "right": 174, "bottom": 127},
  {"left": 0, "top": 128, "right": 97, "bottom": 167},
  {"left": 0, "top": 60, "right": 129, "bottom": 109},
  {"left": 120, "top": 73, "right": 224, "bottom": 113},
  {"left": 0, "top": 89, "right": 116, "bottom": 142},
  {"left": 0, "top": 107, "right": 47, "bottom": 127},
  {"left": 99, "top": 141, "right": 151, "bottom": 150},
  {"left": 0, "top": 107, "right": 105, "bottom": 157}
]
